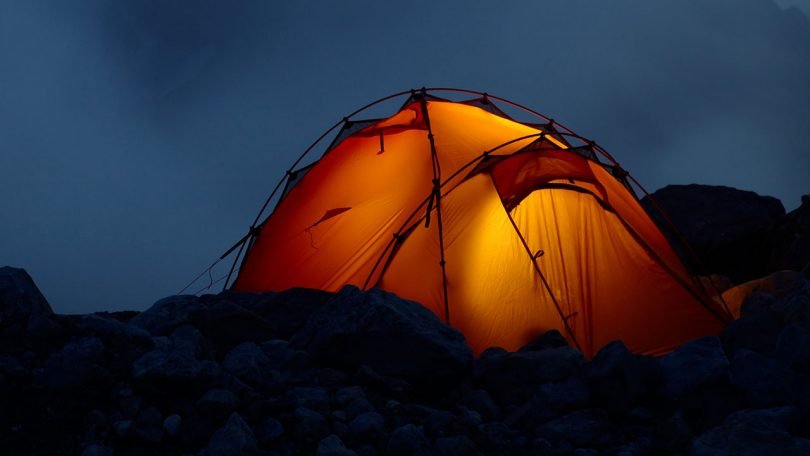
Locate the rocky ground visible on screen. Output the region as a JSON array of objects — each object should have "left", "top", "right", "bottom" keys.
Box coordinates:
[{"left": 1, "top": 185, "right": 808, "bottom": 456}]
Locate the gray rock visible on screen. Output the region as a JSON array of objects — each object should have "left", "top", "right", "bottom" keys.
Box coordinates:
[
  {"left": 537, "top": 409, "right": 613, "bottom": 449},
  {"left": 81, "top": 444, "right": 113, "bottom": 456},
  {"left": 130, "top": 295, "right": 203, "bottom": 335},
  {"left": 71, "top": 314, "right": 151, "bottom": 344},
  {"left": 293, "top": 406, "right": 329, "bottom": 443},
  {"left": 642, "top": 184, "right": 785, "bottom": 282},
  {"left": 222, "top": 341, "right": 277, "bottom": 386},
  {"left": 131, "top": 405, "right": 164, "bottom": 444},
  {"left": 335, "top": 385, "right": 366, "bottom": 407},
  {"left": 0, "top": 266, "right": 53, "bottom": 328},
  {"left": 532, "top": 378, "right": 590, "bottom": 420},
  {"left": 386, "top": 424, "right": 430, "bottom": 456},
  {"left": 459, "top": 388, "right": 500, "bottom": 421},
  {"left": 163, "top": 414, "right": 182, "bottom": 437},
  {"left": 345, "top": 411, "right": 385, "bottom": 445},
  {"left": 693, "top": 407, "right": 810, "bottom": 455},
  {"left": 722, "top": 310, "right": 783, "bottom": 354},
  {"left": 197, "top": 389, "right": 240, "bottom": 417},
  {"left": 475, "top": 346, "right": 586, "bottom": 406},
  {"left": 289, "top": 386, "right": 330, "bottom": 411},
  {"left": 776, "top": 323, "right": 810, "bottom": 368},
  {"left": 292, "top": 286, "right": 473, "bottom": 388},
  {"left": 170, "top": 324, "right": 204, "bottom": 356},
  {"left": 345, "top": 398, "right": 376, "bottom": 421},
  {"left": 435, "top": 435, "right": 478, "bottom": 455},
  {"left": 659, "top": 336, "right": 729, "bottom": 397},
  {"left": 518, "top": 330, "right": 569, "bottom": 352},
  {"left": 729, "top": 349, "right": 801, "bottom": 406},
  {"left": 132, "top": 341, "right": 205, "bottom": 381},
  {"left": 207, "top": 413, "right": 256, "bottom": 456},
  {"left": 771, "top": 287, "right": 810, "bottom": 324},
  {"left": 588, "top": 341, "right": 649, "bottom": 413},
  {"left": 35, "top": 336, "right": 105, "bottom": 389},
  {"left": 112, "top": 419, "right": 133, "bottom": 438},
  {"left": 255, "top": 416, "right": 283, "bottom": 445},
  {"left": 317, "top": 434, "right": 357, "bottom": 456}
]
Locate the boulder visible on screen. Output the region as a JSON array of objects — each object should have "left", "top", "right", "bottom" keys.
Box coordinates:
[
  {"left": 68, "top": 314, "right": 152, "bottom": 344},
  {"left": 292, "top": 406, "right": 329, "bottom": 443},
  {"left": 659, "top": 336, "right": 729, "bottom": 397},
  {"left": 316, "top": 434, "right": 357, "bottom": 456},
  {"left": 345, "top": 411, "right": 385, "bottom": 446},
  {"left": 587, "top": 340, "right": 657, "bottom": 413},
  {"left": 34, "top": 336, "right": 106, "bottom": 389},
  {"left": 770, "top": 194, "right": 810, "bottom": 273},
  {"left": 163, "top": 414, "right": 182, "bottom": 437},
  {"left": 475, "top": 346, "right": 586, "bottom": 406},
  {"left": 435, "top": 435, "right": 478, "bottom": 455},
  {"left": 386, "top": 423, "right": 430, "bottom": 456},
  {"left": 776, "top": 323, "right": 810, "bottom": 371},
  {"left": 692, "top": 407, "right": 810, "bottom": 455},
  {"left": 723, "top": 271, "right": 808, "bottom": 318},
  {"left": 197, "top": 389, "right": 240, "bottom": 418},
  {"left": 536, "top": 409, "right": 614, "bottom": 449},
  {"left": 131, "top": 336, "right": 219, "bottom": 384},
  {"left": 0, "top": 266, "right": 53, "bottom": 328},
  {"left": 729, "top": 349, "right": 802, "bottom": 406},
  {"left": 518, "top": 330, "right": 568, "bottom": 352},
  {"left": 130, "top": 295, "right": 203, "bottom": 335},
  {"left": 292, "top": 286, "right": 473, "bottom": 388},
  {"left": 222, "top": 342, "right": 277, "bottom": 387},
  {"left": 207, "top": 413, "right": 257, "bottom": 456},
  {"left": 642, "top": 184, "right": 785, "bottom": 283},
  {"left": 721, "top": 310, "right": 783, "bottom": 355},
  {"left": 255, "top": 416, "right": 283, "bottom": 445}
]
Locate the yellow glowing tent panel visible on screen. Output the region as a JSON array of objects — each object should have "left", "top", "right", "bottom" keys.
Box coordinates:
[{"left": 232, "top": 89, "right": 731, "bottom": 357}]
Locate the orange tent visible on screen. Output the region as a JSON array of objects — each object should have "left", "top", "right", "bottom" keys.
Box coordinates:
[{"left": 231, "top": 89, "right": 731, "bottom": 357}]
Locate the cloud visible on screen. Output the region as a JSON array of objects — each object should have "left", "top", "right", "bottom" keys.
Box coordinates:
[{"left": 1, "top": 0, "right": 807, "bottom": 313}]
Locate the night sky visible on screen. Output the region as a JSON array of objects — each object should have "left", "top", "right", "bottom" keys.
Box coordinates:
[{"left": 2, "top": 0, "right": 809, "bottom": 314}]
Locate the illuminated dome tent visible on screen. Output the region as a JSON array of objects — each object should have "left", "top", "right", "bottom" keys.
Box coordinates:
[{"left": 228, "top": 88, "right": 732, "bottom": 357}]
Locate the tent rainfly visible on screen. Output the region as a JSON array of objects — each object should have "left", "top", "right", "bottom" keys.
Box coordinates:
[{"left": 229, "top": 88, "right": 732, "bottom": 357}]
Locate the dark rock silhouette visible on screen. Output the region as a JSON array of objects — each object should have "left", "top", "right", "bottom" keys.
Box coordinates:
[
  {"left": 2, "top": 183, "right": 810, "bottom": 455},
  {"left": 642, "top": 184, "right": 788, "bottom": 283}
]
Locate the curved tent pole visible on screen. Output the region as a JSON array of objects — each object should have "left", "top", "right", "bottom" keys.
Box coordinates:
[{"left": 221, "top": 87, "right": 724, "bottom": 315}]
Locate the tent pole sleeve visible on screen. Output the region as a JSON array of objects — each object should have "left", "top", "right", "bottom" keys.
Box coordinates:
[{"left": 420, "top": 88, "right": 451, "bottom": 325}]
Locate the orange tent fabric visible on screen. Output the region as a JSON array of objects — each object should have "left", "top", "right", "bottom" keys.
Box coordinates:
[{"left": 233, "top": 91, "right": 730, "bottom": 357}]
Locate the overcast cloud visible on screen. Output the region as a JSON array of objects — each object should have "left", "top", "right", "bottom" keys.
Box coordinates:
[{"left": 1, "top": 0, "right": 808, "bottom": 313}]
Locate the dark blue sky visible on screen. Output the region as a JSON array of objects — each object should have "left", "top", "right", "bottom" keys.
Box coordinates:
[{"left": 2, "top": 0, "right": 809, "bottom": 314}]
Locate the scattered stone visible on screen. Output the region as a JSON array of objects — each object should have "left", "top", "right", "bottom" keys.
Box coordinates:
[
  {"left": 345, "top": 411, "right": 385, "bottom": 445},
  {"left": 386, "top": 424, "right": 430, "bottom": 455},
  {"left": 163, "top": 414, "right": 182, "bottom": 437},
  {"left": 660, "top": 337, "right": 729, "bottom": 397},
  {"left": 692, "top": 407, "right": 810, "bottom": 455},
  {"left": 292, "top": 286, "right": 473, "bottom": 388},
  {"left": 0, "top": 266, "right": 53, "bottom": 328},
  {"left": 435, "top": 435, "right": 478, "bottom": 455},
  {"left": 197, "top": 388, "right": 239, "bottom": 418},
  {"left": 222, "top": 342, "right": 276, "bottom": 386},
  {"left": 537, "top": 409, "right": 613, "bottom": 449},
  {"left": 475, "top": 346, "right": 586, "bottom": 405},
  {"left": 255, "top": 416, "right": 283, "bottom": 445},
  {"left": 207, "top": 413, "right": 256, "bottom": 456},
  {"left": 34, "top": 336, "right": 105, "bottom": 389},
  {"left": 518, "top": 330, "right": 569, "bottom": 352},
  {"left": 316, "top": 434, "right": 357, "bottom": 456}
]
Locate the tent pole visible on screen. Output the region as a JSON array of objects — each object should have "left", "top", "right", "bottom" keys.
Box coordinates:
[
  {"left": 502, "top": 205, "right": 584, "bottom": 353},
  {"left": 420, "top": 88, "right": 452, "bottom": 325}
]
